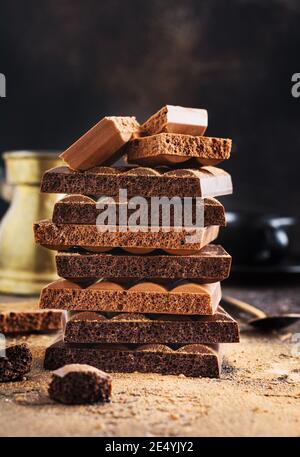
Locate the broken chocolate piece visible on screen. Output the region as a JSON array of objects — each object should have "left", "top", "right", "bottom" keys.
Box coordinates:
[
  {"left": 0, "top": 343, "right": 32, "bottom": 382},
  {"left": 60, "top": 116, "right": 140, "bottom": 171},
  {"left": 39, "top": 280, "right": 221, "bottom": 315},
  {"left": 64, "top": 307, "right": 239, "bottom": 344},
  {"left": 48, "top": 363, "right": 112, "bottom": 404},
  {"left": 44, "top": 341, "right": 222, "bottom": 378}
]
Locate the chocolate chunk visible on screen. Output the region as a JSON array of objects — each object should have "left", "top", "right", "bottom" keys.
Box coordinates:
[
  {"left": 48, "top": 364, "right": 112, "bottom": 404},
  {"left": 126, "top": 133, "right": 231, "bottom": 167},
  {"left": 39, "top": 280, "right": 221, "bottom": 315},
  {"left": 34, "top": 220, "right": 219, "bottom": 253},
  {"left": 0, "top": 300, "right": 62, "bottom": 334},
  {"left": 64, "top": 307, "right": 239, "bottom": 344},
  {"left": 60, "top": 116, "right": 140, "bottom": 171},
  {"left": 140, "top": 105, "right": 208, "bottom": 136},
  {"left": 0, "top": 343, "right": 32, "bottom": 382},
  {"left": 40, "top": 166, "right": 233, "bottom": 198},
  {"left": 52, "top": 195, "right": 226, "bottom": 227},
  {"left": 44, "top": 341, "right": 222, "bottom": 378},
  {"left": 55, "top": 245, "right": 231, "bottom": 282}
]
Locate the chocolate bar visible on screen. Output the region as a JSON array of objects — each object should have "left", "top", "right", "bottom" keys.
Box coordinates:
[
  {"left": 64, "top": 307, "right": 239, "bottom": 344},
  {"left": 127, "top": 133, "right": 231, "bottom": 167},
  {"left": 33, "top": 220, "right": 219, "bottom": 254},
  {"left": 48, "top": 364, "right": 112, "bottom": 404},
  {"left": 44, "top": 341, "right": 222, "bottom": 378},
  {"left": 0, "top": 343, "right": 32, "bottom": 382},
  {"left": 55, "top": 245, "right": 231, "bottom": 282},
  {"left": 60, "top": 116, "right": 140, "bottom": 171},
  {"left": 41, "top": 166, "right": 233, "bottom": 198},
  {"left": 52, "top": 195, "right": 226, "bottom": 227},
  {"left": 0, "top": 300, "right": 62, "bottom": 334},
  {"left": 39, "top": 280, "right": 221, "bottom": 315},
  {"left": 140, "top": 105, "right": 208, "bottom": 136}
]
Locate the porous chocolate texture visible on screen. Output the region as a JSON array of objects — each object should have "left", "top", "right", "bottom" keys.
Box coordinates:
[
  {"left": 33, "top": 220, "right": 219, "bottom": 253},
  {"left": 0, "top": 301, "right": 62, "bottom": 334},
  {"left": 52, "top": 195, "right": 226, "bottom": 227},
  {"left": 64, "top": 307, "right": 239, "bottom": 344},
  {"left": 44, "top": 341, "right": 222, "bottom": 378},
  {"left": 39, "top": 280, "right": 221, "bottom": 315},
  {"left": 55, "top": 245, "right": 231, "bottom": 282},
  {"left": 48, "top": 364, "right": 112, "bottom": 404},
  {"left": 40, "top": 166, "right": 233, "bottom": 198},
  {"left": 0, "top": 343, "right": 32, "bottom": 382},
  {"left": 126, "top": 133, "right": 232, "bottom": 167}
]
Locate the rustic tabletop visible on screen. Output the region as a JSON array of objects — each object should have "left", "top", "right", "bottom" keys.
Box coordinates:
[{"left": 0, "top": 281, "right": 300, "bottom": 437}]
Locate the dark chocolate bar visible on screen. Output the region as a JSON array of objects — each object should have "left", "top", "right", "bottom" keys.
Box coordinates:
[
  {"left": 44, "top": 341, "right": 222, "bottom": 378},
  {"left": 0, "top": 344, "right": 32, "bottom": 382}
]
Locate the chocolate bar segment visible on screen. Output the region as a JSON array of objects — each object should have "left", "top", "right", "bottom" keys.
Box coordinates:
[
  {"left": 60, "top": 116, "right": 140, "bottom": 171},
  {"left": 41, "top": 166, "right": 233, "bottom": 198},
  {"left": 127, "top": 133, "right": 231, "bottom": 167},
  {"left": 44, "top": 341, "right": 222, "bottom": 378},
  {"left": 0, "top": 300, "right": 62, "bottom": 334},
  {"left": 64, "top": 307, "right": 239, "bottom": 344},
  {"left": 39, "top": 280, "right": 221, "bottom": 315},
  {"left": 48, "top": 364, "right": 112, "bottom": 404},
  {"left": 33, "top": 220, "right": 219, "bottom": 253},
  {"left": 52, "top": 195, "right": 226, "bottom": 227},
  {"left": 0, "top": 344, "right": 32, "bottom": 382},
  {"left": 55, "top": 245, "right": 231, "bottom": 282},
  {"left": 140, "top": 105, "right": 208, "bottom": 136}
]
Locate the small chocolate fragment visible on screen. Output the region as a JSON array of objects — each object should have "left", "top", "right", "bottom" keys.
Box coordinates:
[
  {"left": 0, "top": 300, "right": 62, "bottom": 334},
  {"left": 48, "top": 364, "right": 112, "bottom": 404},
  {"left": 127, "top": 133, "right": 232, "bottom": 167},
  {"left": 52, "top": 195, "right": 226, "bottom": 227},
  {"left": 39, "top": 280, "right": 221, "bottom": 315},
  {"left": 40, "top": 166, "right": 233, "bottom": 198},
  {"left": 0, "top": 343, "right": 32, "bottom": 382},
  {"left": 64, "top": 307, "right": 239, "bottom": 344},
  {"left": 44, "top": 342, "right": 222, "bottom": 378},
  {"left": 33, "top": 220, "right": 219, "bottom": 253},
  {"left": 55, "top": 245, "right": 231, "bottom": 282},
  {"left": 140, "top": 105, "right": 208, "bottom": 136},
  {"left": 60, "top": 116, "right": 140, "bottom": 171}
]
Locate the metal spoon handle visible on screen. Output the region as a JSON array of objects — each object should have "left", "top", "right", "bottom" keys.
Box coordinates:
[{"left": 222, "top": 295, "right": 267, "bottom": 319}]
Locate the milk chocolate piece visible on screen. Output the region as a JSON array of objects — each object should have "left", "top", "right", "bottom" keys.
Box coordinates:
[
  {"left": 0, "top": 343, "right": 32, "bottom": 382},
  {"left": 127, "top": 134, "right": 231, "bottom": 167},
  {"left": 60, "top": 116, "right": 140, "bottom": 171},
  {"left": 41, "top": 166, "right": 233, "bottom": 198},
  {"left": 52, "top": 195, "right": 226, "bottom": 227},
  {"left": 39, "top": 280, "right": 221, "bottom": 315},
  {"left": 44, "top": 341, "right": 222, "bottom": 378},
  {"left": 141, "top": 105, "right": 208, "bottom": 136},
  {"left": 0, "top": 300, "right": 62, "bottom": 334},
  {"left": 55, "top": 245, "right": 231, "bottom": 282},
  {"left": 64, "top": 307, "right": 239, "bottom": 344},
  {"left": 33, "top": 220, "right": 219, "bottom": 253},
  {"left": 48, "top": 364, "right": 112, "bottom": 404}
]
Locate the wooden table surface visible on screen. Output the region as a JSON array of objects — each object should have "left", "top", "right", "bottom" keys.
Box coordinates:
[{"left": 1, "top": 281, "right": 300, "bottom": 437}]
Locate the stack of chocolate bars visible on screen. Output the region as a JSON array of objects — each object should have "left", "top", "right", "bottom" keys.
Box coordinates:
[{"left": 34, "top": 105, "right": 239, "bottom": 378}]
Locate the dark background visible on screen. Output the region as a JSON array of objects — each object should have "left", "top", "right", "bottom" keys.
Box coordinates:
[{"left": 0, "top": 0, "right": 299, "bottom": 220}]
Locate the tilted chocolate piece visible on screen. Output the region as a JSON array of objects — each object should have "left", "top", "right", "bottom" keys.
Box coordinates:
[
  {"left": 0, "top": 300, "right": 62, "bottom": 334},
  {"left": 55, "top": 245, "right": 231, "bottom": 282},
  {"left": 52, "top": 195, "right": 226, "bottom": 227},
  {"left": 41, "top": 166, "right": 233, "bottom": 198},
  {"left": 44, "top": 341, "right": 222, "bottom": 378},
  {"left": 60, "top": 116, "right": 140, "bottom": 171},
  {"left": 48, "top": 364, "right": 112, "bottom": 404},
  {"left": 39, "top": 280, "right": 221, "bottom": 315},
  {"left": 127, "top": 133, "right": 231, "bottom": 167},
  {"left": 34, "top": 220, "right": 219, "bottom": 254},
  {"left": 0, "top": 343, "right": 32, "bottom": 382},
  {"left": 140, "top": 105, "right": 208, "bottom": 136},
  {"left": 64, "top": 307, "right": 239, "bottom": 344}
]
